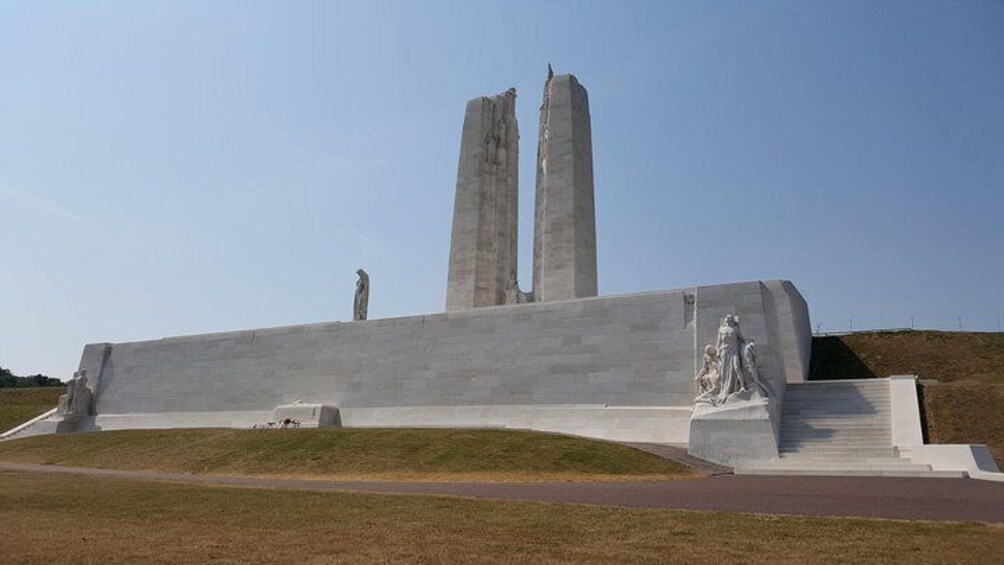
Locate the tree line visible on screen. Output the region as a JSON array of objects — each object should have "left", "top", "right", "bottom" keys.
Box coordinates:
[{"left": 0, "top": 366, "right": 62, "bottom": 388}]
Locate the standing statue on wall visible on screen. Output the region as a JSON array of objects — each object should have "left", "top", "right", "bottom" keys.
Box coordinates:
[
  {"left": 353, "top": 269, "right": 369, "bottom": 321},
  {"left": 694, "top": 315, "right": 769, "bottom": 406},
  {"left": 57, "top": 370, "right": 93, "bottom": 416}
]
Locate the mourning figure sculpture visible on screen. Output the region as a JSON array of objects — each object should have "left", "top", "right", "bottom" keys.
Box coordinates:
[{"left": 354, "top": 269, "right": 370, "bottom": 321}]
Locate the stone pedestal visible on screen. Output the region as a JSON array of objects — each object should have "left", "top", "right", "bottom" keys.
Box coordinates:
[
  {"left": 271, "top": 403, "right": 341, "bottom": 428},
  {"left": 688, "top": 398, "right": 779, "bottom": 467},
  {"left": 30, "top": 413, "right": 85, "bottom": 435}
]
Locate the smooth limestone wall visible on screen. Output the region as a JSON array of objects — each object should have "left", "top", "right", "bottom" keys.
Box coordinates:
[{"left": 78, "top": 280, "right": 810, "bottom": 443}]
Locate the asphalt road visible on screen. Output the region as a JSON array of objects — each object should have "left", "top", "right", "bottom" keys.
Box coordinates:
[{"left": 3, "top": 462, "right": 1002, "bottom": 523}]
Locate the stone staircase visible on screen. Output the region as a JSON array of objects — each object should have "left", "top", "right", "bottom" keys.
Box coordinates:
[
  {"left": 0, "top": 408, "right": 59, "bottom": 442},
  {"left": 736, "top": 380, "right": 965, "bottom": 477}
]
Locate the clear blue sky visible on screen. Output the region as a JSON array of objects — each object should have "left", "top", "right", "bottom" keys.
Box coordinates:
[{"left": 2, "top": 1, "right": 1002, "bottom": 379}]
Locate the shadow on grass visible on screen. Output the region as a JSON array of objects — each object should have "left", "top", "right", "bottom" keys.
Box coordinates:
[
  {"left": 809, "top": 336, "right": 879, "bottom": 380},
  {"left": 917, "top": 383, "right": 931, "bottom": 444}
]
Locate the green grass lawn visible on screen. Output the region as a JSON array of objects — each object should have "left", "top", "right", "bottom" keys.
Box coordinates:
[
  {"left": 0, "top": 428, "right": 695, "bottom": 481},
  {"left": 810, "top": 331, "right": 1004, "bottom": 464},
  {"left": 0, "top": 387, "right": 61, "bottom": 433},
  {"left": 1, "top": 470, "right": 1001, "bottom": 564}
]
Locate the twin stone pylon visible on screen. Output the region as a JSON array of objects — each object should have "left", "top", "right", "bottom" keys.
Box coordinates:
[{"left": 446, "top": 70, "right": 597, "bottom": 312}]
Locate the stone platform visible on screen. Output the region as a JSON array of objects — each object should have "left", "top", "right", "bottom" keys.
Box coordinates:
[{"left": 61, "top": 280, "right": 810, "bottom": 443}]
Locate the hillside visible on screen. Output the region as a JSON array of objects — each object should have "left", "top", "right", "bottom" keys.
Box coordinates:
[
  {"left": 0, "top": 428, "right": 695, "bottom": 482},
  {"left": 810, "top": 330, "right": 1004, "bottom": 463},
  {"left": 810, "top": 331, "right": 1004, "bottom": 383},
  {"left": 0, "top": 388, "right": 62, "bottom": 433}
]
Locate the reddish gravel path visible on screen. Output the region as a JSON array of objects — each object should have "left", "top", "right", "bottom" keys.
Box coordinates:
[{"left": 3, "top": 462, "right": 1002, "bottom": 523}]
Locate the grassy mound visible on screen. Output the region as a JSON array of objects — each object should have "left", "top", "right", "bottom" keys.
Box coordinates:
[
  {"left": 0, "top": 428, "right": 695, "bottom": 481},
  {"left": 810, "top": 331, "right": 1004, "bottom": 383},
  {"left": 810, "top": 331, "right": 1004, "bottom": 464},
  {"left": 0, "top": 387, "right": 61, "bottom": 433}
]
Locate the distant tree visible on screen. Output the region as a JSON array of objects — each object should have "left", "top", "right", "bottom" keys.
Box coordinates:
[{"left": 0, "top": 366, "right": 63, "bottom": 388}]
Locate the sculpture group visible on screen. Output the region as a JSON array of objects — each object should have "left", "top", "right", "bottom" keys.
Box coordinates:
[
  {"left": 695, "top": 315, "right": 770, "bottom": 406},
  {"left": 56, "top": 370, "right": 92, "bottom": 417}
]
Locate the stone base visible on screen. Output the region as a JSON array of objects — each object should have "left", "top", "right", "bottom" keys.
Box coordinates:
[
  {"left": 271, "top": 403, "right": 341, "bottom": 428},
  {"left": 87, "top": 405, "right": 693, "bottom": 442},
  {"left": 30, "top": 414, "right": 85, "bottom": 435},
  {"left": 688, "top": 397, "right": 779, "bottom": 466}
]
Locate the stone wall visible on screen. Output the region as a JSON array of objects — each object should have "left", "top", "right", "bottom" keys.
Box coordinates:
[{"left": 79, "top": 280, "right": 810, "bottom": 443}]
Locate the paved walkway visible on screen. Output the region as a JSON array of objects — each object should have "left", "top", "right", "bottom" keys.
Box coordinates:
[{"left": 3, "top": 462, "right": 1002, "bottom": 523}]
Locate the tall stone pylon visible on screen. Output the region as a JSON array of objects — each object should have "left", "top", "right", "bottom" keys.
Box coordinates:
[
  {"left": 532, "top": 68, "right": 597, "bottom": 302},
  {"left": 446, "top": 88, "right": 519, "bottom": 312}
]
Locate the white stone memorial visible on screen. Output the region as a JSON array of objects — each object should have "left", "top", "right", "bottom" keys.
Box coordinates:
[{"left": 5, "top": 67, "right": 996, "bottom": 481}]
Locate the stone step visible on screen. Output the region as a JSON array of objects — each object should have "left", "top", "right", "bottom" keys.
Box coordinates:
[
  {"left": 774, "top": 456, "right": 917, "bottom": 465},
  {"left": 783, "top": 426, "right": 889, "bottom": 432},
  {"left": 781, "top": 441, "right": 891, "bottom": 448},
  {"left": 780, "top": 419, "right": 889, "bottom": 427},
  {"left": 781, "top": 439, "right": 891, "bottom": 444},
  {"left": 786, "top": 381, "right": 889, "bottom": 388},
  {"left": 779, "top": 448, "right": 896, "bottom": 456},
  {"left": 778, "top": 447, "right": 896, "bottom": 455},
  {"left": 782, "top": 430, "right": 890, "bottom": 437},
  {"left": 783, "top": 398, "right": 889, "bottom": 404},
  {"left": 782, "top": 413, "right": 889, "bottom": 419},
  {"left": 779, "top": 439, "right": 891, "bottom": 449},
  {"left": 783, "top": 397, "right": 887, "bottom": 401},
  {"left": 781, "top": 424, "right": 889, "bottom": 431},
  {"left": 784, "top": 407, "right": 890, "bottom": 412},
  {"left": 774, "top": 459, "right": 906, "bottom": 467},
  {"left": 780, "top": 442, "right": 896, "bottom": 449},
  {"left": 784, "top": 389, "right": 889, "bottom": 396},
  {"left": 784, "top": 396, "right": 890, "bottom": 400},
  {"left": 787, "top": 393, "right": 891, "bottom": 397},
  {"left": 782, "top": 399, "right": 889, "bottom": 406},
  {"left": 735, "top": 467, "right": 967, "bottom": 478},
  {"left": 781, "top": 430, "right": 891, "bottom": 438},
  {"left": 782, "top": 432, "right": 891, "bottom": 438},
  {"left": 784, "top": 401, "right": 889, "bottom": 406}
]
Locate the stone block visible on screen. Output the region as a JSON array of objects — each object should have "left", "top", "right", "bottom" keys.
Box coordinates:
[{"left": 271, "top": 402, "right": 341, "bottom": 428}]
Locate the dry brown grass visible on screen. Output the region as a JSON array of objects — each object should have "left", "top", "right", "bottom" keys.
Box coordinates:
[
  {"left": 0, "top": 428, "right": 697, "bottom": 482},
  {"left": 810, "top": 331, "right": 1004, "bottom": 384},
  {"left": 924, "top": 383, "right": 1004, "bottom": 464},
  {"left": 0, "top": 387, "right": 61, "bottom": 433},
  {"left": 1, "top": 469, "right": 1002, "bottom": 564}
]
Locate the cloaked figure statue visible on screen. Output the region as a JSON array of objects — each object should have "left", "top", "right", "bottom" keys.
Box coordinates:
[{"left": 353, "top": 269, "right": 370, "bottom": 321}]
